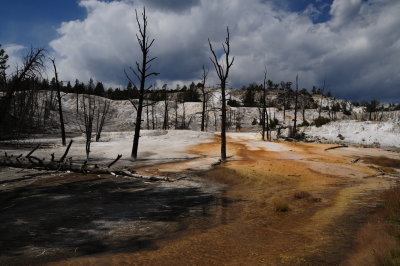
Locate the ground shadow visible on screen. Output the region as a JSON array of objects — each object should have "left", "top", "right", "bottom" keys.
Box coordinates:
[{"left": 0, "top": 173, "right": 234, "bottom": 265}]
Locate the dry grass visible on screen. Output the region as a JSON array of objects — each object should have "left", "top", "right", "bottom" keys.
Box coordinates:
[{"left": 343, "top": 187, "right": 400, "bottom": 266}]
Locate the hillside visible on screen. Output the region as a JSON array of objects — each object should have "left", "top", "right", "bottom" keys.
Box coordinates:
[{"left": 40, "top": 89, "right": 399, "bottom": 149}]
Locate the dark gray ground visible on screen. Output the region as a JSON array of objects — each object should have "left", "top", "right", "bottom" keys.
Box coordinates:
[{"left": 0, "top": 167, "right": 225, "bottom": 265}]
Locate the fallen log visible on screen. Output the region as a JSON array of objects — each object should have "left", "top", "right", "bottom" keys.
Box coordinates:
[
  {"left": 108, "top": 154, "right": 122, "bottom": 168},
  {"left": 25, "top": 144, "right": 40, "bottom": 158},
  {"left": 0, "top": 145, "right": 171, "bottom": 182},
  {"left": 0, "top": 156, "right": 170, "bottom": 181},
  {"left": 59, "top": 140, "right": 73, "bottom": 162},
  {"left": 324, "top": 145, "right": 348, "bottom": 151}
]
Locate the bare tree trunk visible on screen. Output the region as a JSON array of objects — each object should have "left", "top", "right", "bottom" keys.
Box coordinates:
[
  {"left": 205, "top": 100, "right": 209, "bottom": 131},
  {"left": 318, "top": 80, "right": 325, "bottom": 118},
  {"left": 125, "top": 8, "right": 159, "bottom": 160},
  {"left": 151, "top": 104, "right": 155, "bottom": 129},
  {"left": 95, "top": 99, "right": 110, "bottom": 142},
  {"left": 50, "top": 58, "right": 66, "bottom": 146},
  {"left": 80, "top": 95, "right": 96, "bottom": 160},
  {"left": 200, "top": 65, "right": 209, "bottom": 132},
  {"left": 182, "top": 102, "right": 186, "bottom": 129},
  {"left": 266, "top": 108, "right": 270, "bottom": 140},
  {"left": 76, "top": 91, "right": 79, "bottom": 115},
  {"left": 214, "top": 109, "right": 218, "bottom": 131},
  {"left": 162, "top": 87, "right": 169, "bottom": 130},
  {"left": 146, "top": 99, "right": 150, "bottom": 130},
  {"left": 262, "top": 68, "right": 267, "bottom": 141},
  {"left": 293, "top": 74, "right": 299, "bottom": 136},
  {"left": 283, "top": 94, "right": 286, "bottom": 123},
  {"left": 302, "top": 96, "right": 306, "bottom": 123},
  {"left": 209, "top": 27, "right": 234, "bottom": 161},
  {"left": 174, "top": 101, "right": 178, "bottom": 129}
]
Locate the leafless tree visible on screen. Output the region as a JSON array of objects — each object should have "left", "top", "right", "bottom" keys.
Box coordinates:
[
  {"left": 49, "top": 58, "right": 66, "bottom": 146},
  {"left": 299, "top": 93, "right": 310, "bottom": 124},
  {"left": 293, "top": 74, "right": 299, "bottom": 136},
  {"left": 95, "top": 98, "right": 111, "bottom": 142},
  {"left": 278, "top": 81, "right": 291, "bottom": 123},
  {"left": 125, "top": 7, "right": 159, "bottom": 160},
  {"left": 80, "top": 95, "right": 96, "bottom": 160},
  {"left": 208, "top": 27, "right": 234, "bottom": 162},
  {"left": 0, "top": 47, "right": 46, "bottom": 124},
  {"left": 212, "top": 107, "right": 219, "bottom": 131},
  {"left": 235, "top": 110, "right": 243, "bottom": 132},
  {"left": 182, "top": 101, "right": 186, "bottom": 129},
  {"left": 200, "top": 65, "right": 209, "bottom": 131},
  {"left": 174, "top": 98, "right": 179, "bottom": 129},
  {"left": 261, "top": 68, "right": 270, "bottom": 141},
  {"left": 151, "top": 102, "right": 156, "bottom": 129},
  {"left": 162, "top": 84, "right": 169, "bottom": 130},
  {"left": 318, "top": 79, "right": 326, "bottom": 118}
]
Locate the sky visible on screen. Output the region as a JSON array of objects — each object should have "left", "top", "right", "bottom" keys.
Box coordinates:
[{"left": 1, "top": 0, "right": 399, "bottom": 102}]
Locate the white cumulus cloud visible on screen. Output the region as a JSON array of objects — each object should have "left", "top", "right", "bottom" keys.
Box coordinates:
[{"left": 49, "top": 0, "right": 400, "bottom": 101}]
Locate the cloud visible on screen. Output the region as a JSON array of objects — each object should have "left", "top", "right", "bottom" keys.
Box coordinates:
[
  {"left": 135, "top": 0, "right": 201, "bottom": 12},
  {"left": 329, "top": 0, "right": 362, "bottom": 29},
  {"left": 50, "top": 0, "right": 400, "bottom": 101},
  {"left": 3, "top": 44, "right": 26, "bottom": 75},
  {"left": 303, "top": 4, "right": 323, "bottom": 21}
]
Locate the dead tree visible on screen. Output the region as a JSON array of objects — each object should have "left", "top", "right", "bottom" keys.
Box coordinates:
[
  {"left": 318, "top": 79, "right": 326, "bottom": 118},
  {"left": 261, "top": 68, "right": 269, "bottom": 141},
  {"left": 145, "top": 98, "right": 150, "bottom": 130},
  {"left": 0, "top": 143, "right": 171, "bottom": 180},
  {"left": 299, "top": 93, "right": 309, "bottom": 124},
  {"left": 212, "top": 107, "right": 219, "bottom": 131},
  {"left": 235, "top": 110, "right": 243, "bottom": 131},
  {"left": 278, "top": 81, "right": 290, "bottom": 123},
  {"left": 80, "top": 95, "right": 96, "bottom": 160},
  {"left": 174, "top": 99, "right": 179, "bottom": 129},
  {"left": 50, "top": 58, "right": 66, "bottom": 146},
  {"left": 125, "top": 7, "right": 159, "bottom": 160},
  {"left": 182, "top": 101, "right": 186, "bottom": 129},
  {"left": 162, "top": 84, "right": 169, "bottom": 130},
  {"left": 293, "top": 74, "right": 299, "bottom": 136},
  {"left": 208, "top": 27, "right": 234, "bottom": 162},
  {"left": 95, "top": 98, "right": 111, "bottom": 142},
  {"left": 200, "top": 65, "right": 209, "bottom": 131},
  {"left": 0, "top": 47, "right": 46, "bottom": 130}
]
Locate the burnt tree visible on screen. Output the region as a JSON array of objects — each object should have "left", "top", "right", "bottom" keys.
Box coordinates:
[
  {"left": 293, "top": 74, "right": 299, "bottom": 136},
  {"left": 80, "top": 94, "right": 96, "bottom": 160},
  {"left": 318, "top": 79, "right": 326, "bottom": 118},
  {"left": 208, "top": 27, "right": 234, "bottom": 162},
  {"left": 125, "top": 7, "right": 159, "bottom": 160},
  {"left": 162, "top": 84, "right": 169, "bottom": 130},
  {"left": 261, "top": 68, "right": 269, "bottom": 141},
  {"left": 50, "top": 58, "right": 66, "bottom": 146},
  {"left": 200, "top": 65, "right": 209, "bottom": 131},
  {"left": 0, "top": 44, "right": 8, "bottom": 86},
  {"left": 95, "top": 98, "right": 111, "bottom": 142},
  {"left": 0, "top": 47, "right": 46, "bottom": 127}
]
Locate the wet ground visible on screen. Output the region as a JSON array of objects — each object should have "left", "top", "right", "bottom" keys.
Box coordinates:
[
  {"left": 50, "top": 136, "right": 400, "bottom": 265},
  {"left": 1, "top": 134, "right": 400, "bottom": 265},
  {"left": 0, "top": 168, "right": 224, "bottom": 265}
]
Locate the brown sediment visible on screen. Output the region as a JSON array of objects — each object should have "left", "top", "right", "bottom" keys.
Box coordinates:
[
  {"left": 342, "top": 186, "right": 400, "bottom": 265},
  {"left": 52, "top": 136, "right": 399, "bottom": 265},
  {"left": 361, "top": 156, "right": 400, "bottom": 169}
]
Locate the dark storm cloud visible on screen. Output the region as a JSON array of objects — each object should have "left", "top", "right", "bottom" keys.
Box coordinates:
[
  {"left": 48, "top": 0, "right": 400, "bottom": 102},
  {"left": 140, "top": 0, "right": 200, "bottom": 12}
]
